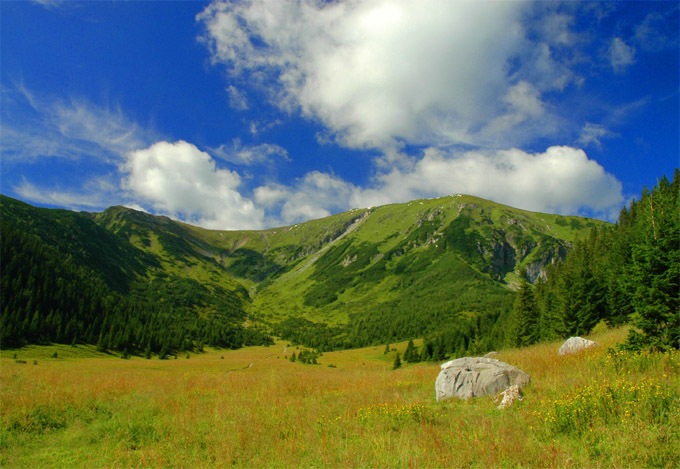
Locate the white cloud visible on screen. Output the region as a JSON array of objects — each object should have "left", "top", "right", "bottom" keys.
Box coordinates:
[
  {"left": 255, "top": 171, "right": 355, "bottom": 226},
  {"left": 1, "top": 86, "right": 147, "bottom": 163},
  {"left": 122, "top": 141, "right": 264, "bottom": 230},
  {"left": 577, "top": 123, "right": 617, "bottom": 149},
  {"left": 6, "top": 4, "right": 637, "bottom": 230},
  {"left": 52, "top": 99, "right": 147, "bottom": 159},
  {"left": 609, "top": 37, "right": 635, "bottom": 72},
  {"left": 13, "top": 177, "right": 116, "bottom": 210},
  {"left": 351, "top": 146, "right": 624, "bottom": 219},
  {"left": 195, "top": 1, "right": 632, "bottom": 224},
  {"left": 31, "top": 0, "right": 65, "bottom": 9},
  {"left": 227, "top": 85, "right": 249, "bottom": 110},
  {"left": 211, "top": 139, "right": 289, "bottom": 166},
  {"left": 634, "top": 11, "right": 678, "bottom": 52},
  {"left": 198, "top": 0, "right": 583, "bottom": 150},
  {"left": 254, "top": 146, "right": 624, "bottom": 224}
]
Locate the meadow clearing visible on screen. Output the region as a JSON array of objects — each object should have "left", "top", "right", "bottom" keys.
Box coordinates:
[{"left": 1, "top": 326, "right": 678, "bottom": 468}]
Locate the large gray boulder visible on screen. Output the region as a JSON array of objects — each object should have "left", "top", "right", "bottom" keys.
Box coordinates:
[
  {"left": 558, "top": 336, "right": 599, "bottom": 356},
  {"left": 435, "top": 357, "right": 530, "bottom": 401}
]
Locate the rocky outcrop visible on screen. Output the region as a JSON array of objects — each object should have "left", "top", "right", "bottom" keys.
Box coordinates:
[
  {"left": 558, "top": 337, "right": 599, "bottom": 356},
  {"left": 435, "top": 357, "right": 531, "bottom": 401},
  {"left": 523, "top": 242, "right": 569, "bottom": 283}
]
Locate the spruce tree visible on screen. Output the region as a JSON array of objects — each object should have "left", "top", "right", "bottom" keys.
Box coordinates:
[
  {"left": 392, "top": 352, "right": 402, "bottom": 370},
  {"left": 625, "top": 172, "right": 680, "bottom": 351},
  {"left": 403, "top": 339, "right": 417, "bottom": 363},
  {"left": 511, "top": 272, "right": 540, "bottom": 347}
]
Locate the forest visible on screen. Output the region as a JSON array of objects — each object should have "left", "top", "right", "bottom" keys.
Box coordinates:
[
  {"left": 0, "top": 206, "right": 273, "bottom": 354},
  {"left": 531, "top": 169, "right": 679, "bottom": 352}
]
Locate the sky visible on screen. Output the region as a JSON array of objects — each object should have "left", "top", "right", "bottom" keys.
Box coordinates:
[{"left": 1, "top": 0, "right": 678, "bottom": 230}]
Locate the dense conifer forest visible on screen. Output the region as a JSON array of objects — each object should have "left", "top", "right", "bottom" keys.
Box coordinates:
[
  {"left": 0, "top": 199, "right": 273, "bottom": 354},
  {"left": 533, "top": 169, "right": 679, "bottom": 352}
]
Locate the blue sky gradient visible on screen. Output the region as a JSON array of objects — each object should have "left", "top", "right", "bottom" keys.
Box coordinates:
[{"left": 1, "top": 1, "right": 677, "bottom": 229}]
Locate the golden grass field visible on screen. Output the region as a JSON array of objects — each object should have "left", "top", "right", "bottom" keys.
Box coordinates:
[{"left": 1, "top": 326, "right": 678, "bottom": 468}]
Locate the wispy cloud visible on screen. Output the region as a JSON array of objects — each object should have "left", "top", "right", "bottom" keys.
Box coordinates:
[
  {"left": 609, "top": 37, "right": 636, "bottom": 73},
  {"left": 210, "top": 139, "right": 289, "bottom": 166},
  {"left": 577, "top": 123, "right": 617, "bottom": 150},
  {"left": 13, "top": 177, "right": 118, "bottom": 210},
  {"left": 1, "top": 84, "right": 154, "bottom": 212},
  {"left": 1, "top": 84, "right": 150, "bottom": 163},
  {"left": 31, "top": 0, "right": 65, "bottom": 9},
  {"left": 226, "top": 85, "right": 249, "bottom": 111},
  {"left": 634, "top": 10, "right": 679, "bottom": 52},
  {"left": 52, "top": 99, "right": 147, "bottom": 159}
]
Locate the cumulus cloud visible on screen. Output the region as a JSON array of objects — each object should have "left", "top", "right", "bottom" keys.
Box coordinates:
[
  {"left": 193, "top": 1, "right": 635, "bottom": 224},
  {"left": 351, "top": 146, "right": 624, "bottom": 219},
  {"left": 7, "top": 3, "right": 637, "bottom": 230},
  {"left": 253, "top": 146, "right": 625, "bottom": 224},
  {"left": 122, "top": 140, "right": 264, "bottom": 230},
  {"left": 198, "top": 0, "right": 583, "bottom": 150},
  {"left": 255, "top": 171, "right": 355, "bottom": 226}
]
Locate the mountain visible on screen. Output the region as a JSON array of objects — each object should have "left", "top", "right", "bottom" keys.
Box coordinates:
[{"left": 1, "top": 194, "right": 606, "bottom": 353}]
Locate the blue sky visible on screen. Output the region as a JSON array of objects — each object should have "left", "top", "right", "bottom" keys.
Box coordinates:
[{"left": 1, "top": 1, "right": 678, "bottom": 230}]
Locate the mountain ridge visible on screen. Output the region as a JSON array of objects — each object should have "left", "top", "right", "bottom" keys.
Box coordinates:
[{"left": 1, "top": 193, "right": 607, "bottom": 352}]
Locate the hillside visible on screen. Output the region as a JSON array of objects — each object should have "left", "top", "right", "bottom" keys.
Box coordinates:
[{"left": 1, "top": 193, "right": 606, "bottom": 353}]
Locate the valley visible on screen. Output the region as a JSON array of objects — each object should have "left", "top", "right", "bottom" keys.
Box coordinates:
[{"left": 1, "top": 193, "right": 605, "bottom": 354}]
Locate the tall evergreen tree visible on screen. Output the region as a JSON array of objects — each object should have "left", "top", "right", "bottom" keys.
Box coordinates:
[
  {"left": 510, "top": 272, "right": 540, "bottom": 347},
  {"left": 403, "top": 339, "right": 419, "bottom": 363},
  {"left": 625, "top": 172, "right": 680, "bottom": 351}
]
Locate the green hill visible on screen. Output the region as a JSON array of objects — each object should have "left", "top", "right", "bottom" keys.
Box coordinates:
[{"left": 1, "top": 193, "right": 606, "bottom": 354}]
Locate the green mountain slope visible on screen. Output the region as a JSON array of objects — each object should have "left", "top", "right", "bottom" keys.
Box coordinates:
[
  {"left": 1, "top": 194, "right": 606, "bottom": 353},
  {"left": 240, "top": 195, "right": 604, "bottom": 348},
  {"left": 0, "top": 196, "right": 272, "bottom": 352}
]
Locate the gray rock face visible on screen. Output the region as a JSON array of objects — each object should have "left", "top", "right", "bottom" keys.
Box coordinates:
[
  {"left": 558, "top": 337, "right": 599, "bottom": 356},
  {"left": 435, "top": 357, "right": 531, "bottom": 402}
]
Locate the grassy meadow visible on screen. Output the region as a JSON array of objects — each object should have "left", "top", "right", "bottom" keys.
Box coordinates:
[{"left": 1, "top": 327, "right": 678, "bottom": 468}]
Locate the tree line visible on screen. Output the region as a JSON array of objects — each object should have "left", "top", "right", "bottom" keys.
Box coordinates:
[{"left": 509, "top": 170, "right": 679, "bottom": 352}]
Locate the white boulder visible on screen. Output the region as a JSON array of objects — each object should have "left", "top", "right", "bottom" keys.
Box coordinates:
[
  {"left": 435, "top": 357, "right": 530, "bottom": 402},
  {"left": 558, "top": 336, "right": 599, "bottom": 356}
]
